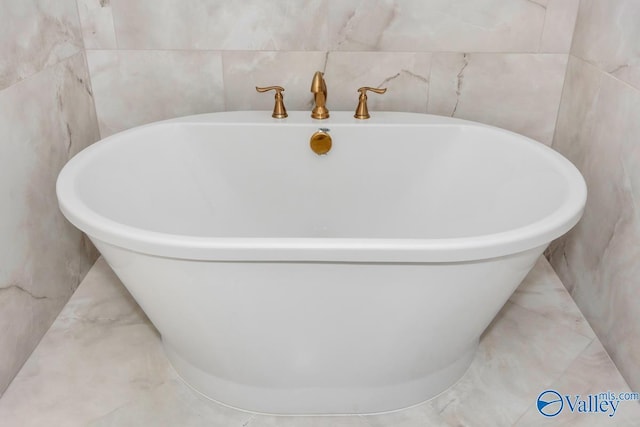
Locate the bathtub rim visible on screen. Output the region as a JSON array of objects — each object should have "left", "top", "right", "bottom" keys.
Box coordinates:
[{"left": 56, "top": 111, "right": 587, "bottom": 263}]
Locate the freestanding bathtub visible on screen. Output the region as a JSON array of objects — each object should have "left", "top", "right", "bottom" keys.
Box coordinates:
[{"left": 56, "top": 111, "right": 586, "bottom": 415}]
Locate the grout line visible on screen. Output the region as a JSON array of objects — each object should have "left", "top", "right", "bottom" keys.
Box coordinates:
[
  {"left": 220, "top": 51, "right": 227, "bottom": 112},
  {"left": 73, "top": 0, "right": 87, "bottom": 51},
  {"left": 110, "top": 0, "right": 120, "bottom": 49},
  {"left": 567, "top": 0, "right": 583, "bottom": 55},
  {"left": 80, "top": 49, "right": 103, "bottom": 140},
  {"left": 536, "top": 0, "right": 548, "bottom": 52},
  {"left": 548, "top": 53, "right": 572, "bottom": 149},
  {"left": 425, "top": 52, "right": 433, "bottom": 113}
]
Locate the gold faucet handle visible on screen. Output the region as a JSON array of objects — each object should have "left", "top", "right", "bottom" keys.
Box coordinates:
[
  {"left": 358, "top": 87, "right": 387, "bottom": 95},
  {"left": 354, "top": 87, "right": 387, "bottom": 119},
  {"left": 256, "top": 86, "right": 288, "bottom": 118}
]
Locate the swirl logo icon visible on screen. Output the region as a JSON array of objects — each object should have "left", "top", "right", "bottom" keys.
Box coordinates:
[{"left": 537, "top": 390, "right": 564, "bottom": 417}]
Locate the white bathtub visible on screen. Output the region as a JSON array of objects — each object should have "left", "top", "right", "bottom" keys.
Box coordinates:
[{"left": 56, "top": 111, "right": 586, "bottom": 415}]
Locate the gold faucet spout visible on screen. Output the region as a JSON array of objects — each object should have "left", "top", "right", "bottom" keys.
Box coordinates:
[
  {"left": 310, "top": 71, "right": 326, "bottom": 94},
  {"left": 310, "top": 71, "right": 329, "bottom": 119}
]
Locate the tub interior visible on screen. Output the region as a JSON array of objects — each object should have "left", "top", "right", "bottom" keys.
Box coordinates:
[{"left": 74, "top": 122, "right": 568, "bottom": 240}]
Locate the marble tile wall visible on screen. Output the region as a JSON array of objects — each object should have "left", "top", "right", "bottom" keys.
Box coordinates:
[
  {"left": 0, "top": 1, "right": 101, "bottom": 395},
  {"left": 76, "top": 0, "right": 579, "bottom": 142},
  {"left": 548, "top": 0, "right": 640, "bottom": 392}
]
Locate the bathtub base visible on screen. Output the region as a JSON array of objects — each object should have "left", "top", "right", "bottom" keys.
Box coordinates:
[{"left": 164, "top": 340, "right": 477, "bottom": 415}]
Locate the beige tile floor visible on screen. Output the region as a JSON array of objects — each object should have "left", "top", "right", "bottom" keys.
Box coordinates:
[{"left": 0, "top": 257, "right": 638, "bottom": 426}]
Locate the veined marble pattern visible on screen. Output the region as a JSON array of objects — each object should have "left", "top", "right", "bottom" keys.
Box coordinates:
[
  {"left": 0, "top": 0, "right": 83, "bottom": 90},
  {"left": 428, "top": 53, "right": 568, "bottom": 145},
  {"left": 110, "top": 0, "right": 329, "bottom": 50},
  {"left": 324, "top": 52, "right": 431, "bottom": 114},
  {"left": 571, "top": 0, "right": 640, "bottom": 91},
  {"left": 329, "top": 0, "right": 579, "bottom": 53},
  {"left": 86, "top": 50, "right": 225, "bottom": 137},
  {"left": 549, "top": 55, "right": 640, "bottom": 392},
  {"left": 1, "top": 256, "right": 638, "bottom": 426},
  {"left": 77, "top": 0, "right": 579, "bottom": 53},
  {"left": 0, "top": 52, "right": 100, "bottom": 395}
]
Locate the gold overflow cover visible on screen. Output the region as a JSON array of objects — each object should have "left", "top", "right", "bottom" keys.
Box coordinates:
[{"left": 310, "top": 129, "right": 332, "bottom": 155}]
